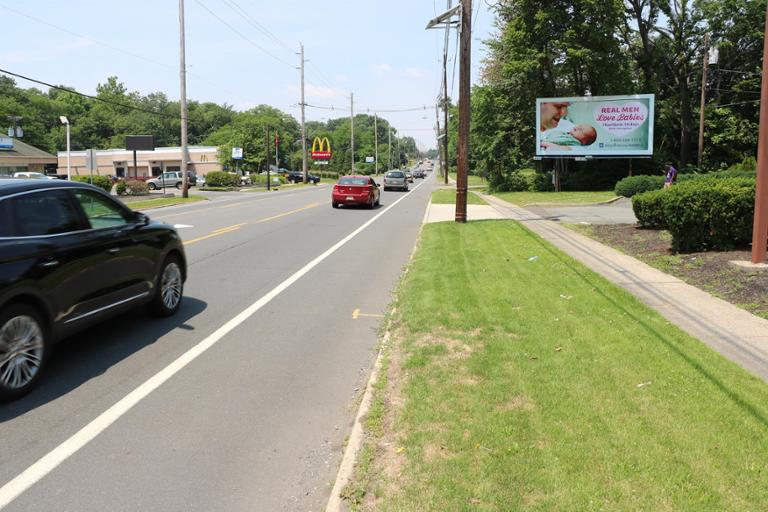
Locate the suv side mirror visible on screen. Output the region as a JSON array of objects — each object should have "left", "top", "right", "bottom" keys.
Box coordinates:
[{"left": 134, "top": 211, "right": 150, "bottom": 226}]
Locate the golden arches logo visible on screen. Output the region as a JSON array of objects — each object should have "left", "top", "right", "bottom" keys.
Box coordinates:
[{"left": 311, "top": 137, "right": 332, "bottom": 159}]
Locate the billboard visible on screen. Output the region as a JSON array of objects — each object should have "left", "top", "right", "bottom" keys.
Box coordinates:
[{"left": 536, "top": 94, "right": 654, "bottom": 157}]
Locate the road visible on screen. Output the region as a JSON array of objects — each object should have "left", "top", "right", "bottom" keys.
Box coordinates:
[{"left": 0, "top": 173, "right": 436, "bottom": 511}]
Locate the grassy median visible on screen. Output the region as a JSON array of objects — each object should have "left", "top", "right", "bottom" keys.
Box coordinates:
[
  {"left": 126, "top": 195, "right": 206, "bottom": 210},
  {"left": 355, "top": 220, "right": 768, "bottom": 511},
  {"left": 493, "top": 190, "right": 617, "bottom": 206}
]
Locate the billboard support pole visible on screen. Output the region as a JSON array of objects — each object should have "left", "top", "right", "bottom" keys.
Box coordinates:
[{"left": 751, "top": 4, "right": 768, "bottom": 263}]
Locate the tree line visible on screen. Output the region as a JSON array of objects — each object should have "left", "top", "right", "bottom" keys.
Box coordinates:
[
  {"left": 462, "top": 0, "right": 765, "bottom": 191},
  {"left": 0, "top": 75, "right": 416, "bottom": 175}
]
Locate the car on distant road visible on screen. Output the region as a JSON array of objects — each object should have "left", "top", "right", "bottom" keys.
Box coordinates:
[
  {"left": 286, "top": 171, "right": 321, "bottom": 184},
  {"left": 13, "top": 172, "right": 56, "bottom": 180},
  {"left": 0, "top": 179, "right": 187, "bottom": 400},
  {"left": 405, "top": 171, "right": 414, "bottom": 183},
  {"left": 146, "top": 171, "right": 196, "bottom": 190},
  {"left": 383, "top": 170, "right": 408, "bottom": 191},
  {"left": 332, "top": 175, "right": 380, "bottom": 208},
  {"left": 412, "top": 169, "right": 425, "bottom": 179}
]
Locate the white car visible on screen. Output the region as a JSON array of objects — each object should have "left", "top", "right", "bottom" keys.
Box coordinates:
[{"left": 13, "top": 172, "right": 56, "bottom": 180}]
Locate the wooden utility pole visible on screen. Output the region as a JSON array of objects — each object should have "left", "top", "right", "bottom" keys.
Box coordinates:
[
  {"left": 751, "top": 5, "right": 768, "bottom": 263},
  {"left": 374, "top": 113, "right": 379, "bottom": 175},
  {"left": 388, "top": 125, "right": 392, "bottom": 169},
  {"left": 300, "top": 43, "right": 308, "bottom": 183},
  {"left": 435, "top": 104, "right": 443, "bottom": 177},
  {"left": 698, "top": 34, "right": 710, "bottom": 169},
  {"left": 443, "top": 0, "right": 451, "bottom": 185},
  {"left": 455, "top": 0, "right": 471, "bottom": 223},
  {"left": 179, "top": 0, "right": 189, "bottom": 198},
  {"left": 350, "top": 92, "right": 354, "bottom": 173},
  {"left": 265, "top": 126, "right": 271, "bottom": 191}
]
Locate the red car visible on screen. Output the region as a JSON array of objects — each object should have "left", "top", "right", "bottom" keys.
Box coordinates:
[{"left": 332, "top": 175, "right": 381, "bottom": 209}]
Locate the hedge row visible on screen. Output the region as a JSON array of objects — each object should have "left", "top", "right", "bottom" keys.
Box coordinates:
[
  {"left": 615, "top": 169, "right": 757, "bottom": 198},
  {"left": 632, "top": 177, "right": 755, "bottom": 251},
  {"left": 204, "top": 171, "right": 241, "bottom": 188},
  {"left": 72, "top": 175, "right": 112, "bottom": 193}
]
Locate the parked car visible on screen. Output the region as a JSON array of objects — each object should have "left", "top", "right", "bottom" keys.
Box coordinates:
[
  {"left": 146, "top": 171, "right": 196, "bottom": 190},
  {"left": 383, "top": 170, "right": 408, "bottom": 191},
  {"left": 196, "top": 175, "right": 206, "bottom": 186},
  {"left": 0, "top": 179, "right": 187, "bottom": 400},
  {"left": 286, "top": 171, "right": 320, "bottom": 184},
  {"left": 332, "top": 175, "right": 380, "bottom": 209},
  {"left": 13, "top": 172, "right": 56, "bottom": 180}
]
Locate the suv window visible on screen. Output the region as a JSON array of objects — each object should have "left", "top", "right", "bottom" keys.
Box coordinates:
[
  {"left": 8, "top": 190, "right": 83, "bottom": 236},
  {"left": 73, "top": 190, "right": 131, "bottom": 229},
  {"left": 386, "top": 171, "right": 404, "bottom": 178}
]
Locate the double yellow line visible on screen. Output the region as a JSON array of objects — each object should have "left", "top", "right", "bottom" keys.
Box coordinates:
[{"left": 184, "top": 203, "right": 320, "bottom": 246}]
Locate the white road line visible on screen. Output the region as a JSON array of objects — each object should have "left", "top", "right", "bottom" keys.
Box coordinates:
[{"left": 0, "top": 175, "right": 429, "bottom": 510}]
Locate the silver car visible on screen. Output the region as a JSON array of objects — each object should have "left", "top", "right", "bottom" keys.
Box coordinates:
[
  {"left": 383, "top": 170, "right": 408, "bottom": 191},
  {"left": 146, "top": 171, "right": 196, "bottom": 190}
]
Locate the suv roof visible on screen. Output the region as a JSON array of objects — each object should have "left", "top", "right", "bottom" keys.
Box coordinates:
[{"left": 0, "top": 179, "right": 96, "bottom": 198}]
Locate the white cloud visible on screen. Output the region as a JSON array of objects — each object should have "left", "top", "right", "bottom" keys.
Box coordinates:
[
  {"left": 0, "top": 37, "right": 93, "bottom": 63},
  {"left": 372, "top": 63, "right": 393, "bottom": 74},
  {"left": 404, "top": 67, "right": 428, "bottom": 78},
  {"left": 286, "top": 83, "right": 347, "bottom": 100}
]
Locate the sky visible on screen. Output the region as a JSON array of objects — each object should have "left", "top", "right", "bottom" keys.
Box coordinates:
[{"left": 0, "top": 0, "right": 496, "bottom": 151}]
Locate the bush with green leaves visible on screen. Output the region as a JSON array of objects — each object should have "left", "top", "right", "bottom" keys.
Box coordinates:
[
  {"left": 632, "top": 189, "right": 668, "bottom": 229},
  {"left": 116, "top": 180, "right": 149, "bottom": 196},
  {"left": 615, "top": 175, "right": 665, "bottom": 197},
  {"left": 204, "top": 171, "right": 241, "bottom": 188},
  {"left": 529, "top": 170, "right": 553, "bottom": 192},
  {"left": 72, "top": 175, "right": 113, "bottom": 193},
  {"left": 662, "top": 177, "right": 755, "bottom": 252}
]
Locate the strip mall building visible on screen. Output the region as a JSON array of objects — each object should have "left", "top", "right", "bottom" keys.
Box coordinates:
[{"left": 56, "top": 146, "right": 222, "bottom": 178}]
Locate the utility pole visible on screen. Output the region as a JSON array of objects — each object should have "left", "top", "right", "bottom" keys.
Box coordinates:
[
  {"left": 299, "top": 43, "right": 308, "bottom": 183},
  {"left": 751, "top": 4, "right": 768, "bottom": 263},
  {"left": 350, "top": 92, "right": 354, "bottom": 173},
  {"left": 443, "top": 0, "right": 451, "bottom": 185},
  {"left": 698, "top": 34, "right": 710, "bottom": 170},
  {"left": 435, "top": 104, "right": 442, "bottom": 176},
  {"left": 396, "top": 134, "right": 401, "bottom": 169},
  {"left": 178, "top": 0, "right": 189, "bottom": 198},
  {"left": 374, "top": 113, "right": 379, "bottom": 175},
  {"left": 388, "top": 126, "right": 392, "bottom": 169},
  {"left": 265, "top": 125, "right": 271, "bottom": 191},
  {"left": 455, "top": 0, "right": 471, "bottom": 223}
]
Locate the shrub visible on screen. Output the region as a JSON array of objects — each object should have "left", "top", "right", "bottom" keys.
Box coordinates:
[
  {"left": 615, "top": 175, "right": 664, "bottom": 197},
  {"left": 663, "top": 177, "right": 755, "bottom": 252},
  {"left": 632, "top": 189, "right": 668, "bottom": 229},
  {"left": 204, "top": 171, "right": 240, "bottom": 188},
  {"left": 505, "top": 172, "right": 529, "bottom": 192},
  {"left": 529, "top": 170, "right": 554, "bottom": 192},
  {"left": 116, "top": 180, "right": 149, "bottom": 196},
  {"left": 72, "top": 175, "right": 113, "bottom": 193}
]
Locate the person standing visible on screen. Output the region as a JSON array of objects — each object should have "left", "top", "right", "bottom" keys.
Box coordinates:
[{"left": 663, "top": 162, "right": 678, "bottom": 188}]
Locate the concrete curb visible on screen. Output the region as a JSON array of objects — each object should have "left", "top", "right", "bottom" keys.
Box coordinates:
[{"left": 324, "top": 329, "right": 391, "bottom": 512}]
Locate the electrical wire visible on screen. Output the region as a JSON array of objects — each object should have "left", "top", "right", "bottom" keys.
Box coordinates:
[
  {"left": 220, "top": 0, "right": 296, "bottom": 53},
  {"left": 193, "top": 0, "right": 295, "bottom": 68},
  {"left": 0, "top": 68, "right": 180, "bottom": 120},
  {"left": 305, "top": 103, "right": 437, "bottom": 113}
]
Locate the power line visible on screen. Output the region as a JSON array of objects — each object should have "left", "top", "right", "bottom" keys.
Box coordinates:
[
  {"left": 220, "top": 0, "right": 296, "bottom": 53},
  {"left": 0, "top": 3, "right": 249, "bottom": 103},
  {"left": 0, "top": 68, "right": 179, "bottom": 120},
  {"left": 304, "top": 103, "right": 437, "bottom": 113},
  {"left": 193, "top": 0, "right": 294, "bottom": 68}
]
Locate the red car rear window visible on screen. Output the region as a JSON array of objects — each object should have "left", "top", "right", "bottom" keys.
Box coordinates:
[{"left": 338, "top": 178, "right": 368, "bottom": 186}]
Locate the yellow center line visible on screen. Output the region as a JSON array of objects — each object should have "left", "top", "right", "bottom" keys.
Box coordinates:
[
  {"left": 183, "top": 203, "right": 319, "bottom": 246},
  {"left": 252, "top": 203, "right": 320, "bottom": 224},
  {"left": 352, "top": 308, "right": 385, "bottom": 319}
]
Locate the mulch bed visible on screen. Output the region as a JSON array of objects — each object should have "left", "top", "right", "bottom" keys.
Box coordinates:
[{"left": 579, "top": 224, "right": 768, "bottom": 319}]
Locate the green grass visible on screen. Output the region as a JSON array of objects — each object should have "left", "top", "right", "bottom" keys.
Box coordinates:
[
  {"left": 449, "top": 173, "right": 487, "bottom": 187},
  {"left": 431, "top": 189, "right": 487, "bottom": 205},
  {"left": 363, "top": 220, "right": 768, "bottom": 511},
  {"left": 494, "top": 190, "right": 617, "bottom": 206},
  {"left": 126, "top": 195, "right": 206, "bottom": 210}
]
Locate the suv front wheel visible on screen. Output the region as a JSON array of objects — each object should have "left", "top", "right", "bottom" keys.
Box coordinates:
[
  {"left": 148, "top": 256, "right": 184, "bottom": 317},
  {"left": 0, "top": 304, "right": 49, "bottom": 401}
]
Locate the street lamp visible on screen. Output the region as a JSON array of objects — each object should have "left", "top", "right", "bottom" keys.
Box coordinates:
[{"left": 59, "top": 116, "right": 70, "bottom": 181}]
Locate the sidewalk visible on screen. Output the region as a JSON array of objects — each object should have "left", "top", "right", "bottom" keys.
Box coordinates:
[{"left": 426, "top": 194, "right": 768, "bottom": 383}]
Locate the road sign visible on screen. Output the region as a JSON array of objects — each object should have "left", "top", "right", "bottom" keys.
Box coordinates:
[
  {"left": 311, "top": 137, "right": 332, "bottom": 160},
  {"left": 85, "top": 149, "right": 98, "bottom": 172},
  {"left": 365, "top": 156, "right": 374, "bottom": 163},
  {"left": 232, "top": 147, "right": 243, "bottom": 160},
  {"left": 314, "top": 161, "right": 329, "bottom": 165}
]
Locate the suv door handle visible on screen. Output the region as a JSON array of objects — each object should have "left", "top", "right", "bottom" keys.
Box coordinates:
[
  {"left": 38, "top": 260, "right": 59, "bottom": 268},
  {"left": 107, "top": 247, "right": 121, "bottom": 254}
]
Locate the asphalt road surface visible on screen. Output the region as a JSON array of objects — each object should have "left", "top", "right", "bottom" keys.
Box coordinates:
[{"left": 0, "top": 173, "right": 437, "bottom": 511}]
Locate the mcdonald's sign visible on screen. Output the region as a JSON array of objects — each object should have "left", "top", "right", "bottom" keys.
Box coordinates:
[{"left": 311, "top": 137, "right": 332, "bottom": 160}]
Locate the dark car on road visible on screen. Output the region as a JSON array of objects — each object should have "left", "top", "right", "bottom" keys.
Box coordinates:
[
  {"left": 0, "top": 179, "right": 187, "bottom": 400},
  {"left": 286, "top": 171, "right": 320, "bottom": 184},
  {"left": 332, "top": 175, "right": 380, "bottom": 208}
]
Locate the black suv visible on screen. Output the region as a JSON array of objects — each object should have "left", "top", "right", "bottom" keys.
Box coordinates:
[
  {"left": 0, "top": 179, "right": 187, "bottom": 400},
  {"left": 286, "top": 171, "right": 320, "bottom": 184}
]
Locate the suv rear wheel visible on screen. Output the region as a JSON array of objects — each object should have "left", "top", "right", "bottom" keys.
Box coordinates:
[{"left": 0, "top": 304, "right": 49, "bottom": 401}]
